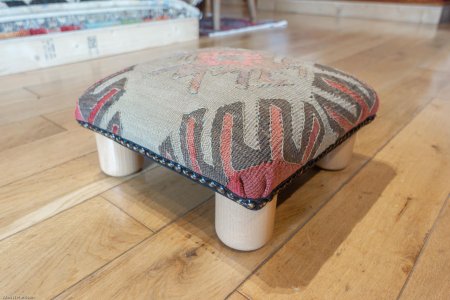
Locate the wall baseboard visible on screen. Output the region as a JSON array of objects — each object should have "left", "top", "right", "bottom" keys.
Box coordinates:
[{"left": 258, "top": 0, "right": 450, "bottom": 24}]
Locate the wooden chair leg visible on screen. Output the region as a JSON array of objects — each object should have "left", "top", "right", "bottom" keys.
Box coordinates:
[
  {"left": 316, "top": 134, "right": 356, "bottom": 170},
  {"left": 215, "top": 193, "right": 277, "bottom": 251},
  {"left": 247, "top": 0, "right": 257, "bottom": 22},
  {"left": 213, "top": 0, "right": 221, "bottom": 31},
  {"left": 95, "top": 133, "right": 144, "bottom": 177},
  {"left": 204, "top": 0, "right": 212, "bottom": 17}
]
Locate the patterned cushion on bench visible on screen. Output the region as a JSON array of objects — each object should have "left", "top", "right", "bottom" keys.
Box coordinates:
[{"left": 76, "top": 47, "right": 379, "bottom": 210}]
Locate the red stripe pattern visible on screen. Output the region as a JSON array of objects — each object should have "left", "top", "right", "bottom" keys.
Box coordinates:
[{"left": 76, "top": 48, "right": 379, "bottom": 206}]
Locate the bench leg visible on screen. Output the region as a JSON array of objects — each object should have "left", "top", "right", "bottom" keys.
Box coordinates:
[
  {"left": 215, "top": 193, "right": 277, "bottom": 251},
  {"left": 316, "top": 134, "right": 356, "bottom": 170},
  {"left": 95, "top": 133, "right": 144, "bottom": 177}
]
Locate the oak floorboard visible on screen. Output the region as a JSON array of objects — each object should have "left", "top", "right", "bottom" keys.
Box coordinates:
[
  {"left": 55, "top": 157, "right": 370, "bottom": 300},
  {"left": 227, "top": 291, "right": 249, "bottom": 300},
  {"left": 295, "top": 33, "right": 392, "bottom": 64},
  {"left": 0, "top": 88, "right": 38, "bottom": 106},
  {"left": 418, "top": 29, "right": 450, "bottom": 72},
  {"left": 53, "top": 30, "right": 450, "bottom": 300},
  {"left": 25, "top": 76, "right": 98, "bottom": 99},
  {"left": 43, "top": 108, "right": 83, "bottom": 131},
  {"left": 0, "top": 196, "right": 152, "bottom": 299},
  {"left": 0, "top": 116, "right": 65, "bottom": 152},
  {"left": 0, "top": 9, "right": 449, "bottom": 300},
  {"left": 102, "top": 165, "right": 214, "bottom": 232},
  {"left": 0, "top": 93, "right": 76, "bottom": 125},
  {"left": 329, "top": 36, "right": 450, "bottom": 91},
  {"left": 436, "top": 79, "right": 450, "bottom": 101},
  {"left": 237, "top": 97, "right": 450, "bottom": 299},
  {"left": 0, "top": 69, "right": 73, "bottom": 94},
  {"left": 19, "top": 41, "right": 201, "bottom": 99},
  {"left": 0, "top": 128, "right": 96, "bottom": 187},
  {"left": 354, "top": 69, "right": 450, "bottom": 156},
  {"left": 399, "top": 196, "right": 450, "bottom": 300},
  {"left": 0, "top": 153, "right": 148, "bottom": 240}
]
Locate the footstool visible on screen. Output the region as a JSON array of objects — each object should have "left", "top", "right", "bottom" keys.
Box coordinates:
[{"left": 75, "top": 48, "right": 379, "bottom": 251}]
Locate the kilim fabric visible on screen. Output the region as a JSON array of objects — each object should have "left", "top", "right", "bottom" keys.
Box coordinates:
[{"left": 76, "top": 48, "right": 379, "bottom": 210}]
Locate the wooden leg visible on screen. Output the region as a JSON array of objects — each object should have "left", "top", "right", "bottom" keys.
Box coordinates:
[
  {"left": 213, "top": 0, "right": 221, "bottom": 31},
  {"left": 95, "top": 133, "right": 144, "bottom": 177},
  {"left": 215, "top": 193, "right": 277, "bottom": 251},
  {"left": 204, "top": 0, "right": 212, "bottom": 17},
  {"left": 247, "top": 0, "right": 257, "bottom": 22},
  {"left": 316, "top": 134, "right": 356, "bottom": 170}
]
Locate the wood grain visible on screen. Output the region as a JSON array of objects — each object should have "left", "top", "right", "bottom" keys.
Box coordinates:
[
  {"left": 330, "top": 37, "right": 443, "bottom": 91},
  {"left": 54, "top": 17, "right": 450, "bottom": 300},
  {"left": 238, "top": 97, "right": 450, "bottom": 299},
  {"left": 102, "top": 165, "right": 213, "bottom": 232},
  {"left": 43, "top": 108, "right": 83, "bottom": 131},
  {"left": 354, "top": 68, "right": 450, "bottom": 156},
  {"left": 271, "top": 0, "right": 447, "bottom": 25},
  {"left": 0, "top": 153, "right": 145, "bottom": 240},
  {"left": 0, "top": 116, "right": 64, "bottom": 152},
  {"left": 0, "top": 128, "right": 96, "bottom": 187},
  {"left": 0, "top": 88, "right": 38, "bottom": 106},
  {"left": 227, "top": 291, "right": 249, "bottom": 300},
  {"left": 0, "top": 196, "right": 151, "bottom": 299},
  {"left": 52, "top": 162, "right": 377, "bottom": 299},
  {"left": 0, "top": 93, "right": 76, "bottom": 125},
  {"left": 399, "top": 196, "right": 450, "bottom": 300},
  {"left": 25, "top": 77, "right": 92, "bottom": 99},
  {"left": 296, "top": 33, "right": 392, "bottom": 65},
  {"left": 0, "top": 6, "right": 449, "bottom": 299}
]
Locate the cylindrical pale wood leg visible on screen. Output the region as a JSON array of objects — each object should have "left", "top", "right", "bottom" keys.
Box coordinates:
[
  {"left": 316, "top": 134, "right": 356, "bottom": 170},
  {"left": 215, "top": 194, "right": 277, "bottom": 251},
  {"left": 95, "top": 133, "right": 144, "bottom": 177}
]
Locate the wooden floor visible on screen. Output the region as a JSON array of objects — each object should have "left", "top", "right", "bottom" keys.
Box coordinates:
[{"left": 1, "top": 5, "right": 450, "bottom": 300}]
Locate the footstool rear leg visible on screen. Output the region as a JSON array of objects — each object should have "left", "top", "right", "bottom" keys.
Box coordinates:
[
  {"left": 95, "top": 133, "right": 144, "bottom": 177},
  {"left": 215, "top": 194, "right": 277, "bottom": 251},
  {"left": 316, "top": 134, "right": 356, "bottom": 170}
]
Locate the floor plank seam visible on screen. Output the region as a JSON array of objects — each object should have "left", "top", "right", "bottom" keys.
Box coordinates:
[
  {"left": 396, "top": 193, "right": 450, "bottom": 300},
  {"left": 100, "top": 194, "right": 156, "bottom": 233},
  {"left": 326, "top": 36, "right": 396, "bottom": 65},
  {"left": 225, "top": 159, "right": 372, "bottom": 299},
  {"left": 40, "top": 115, "right": 71, "bottom": 132},
  {"left": 22, "top": 86, "right": 41, "bottom": 99},
  {"left": 51, "top": 193, "right": 215, "bottom": 299},
  {"left": 0, "top": 161, "right": 157, "bottom": 243},
  {"left": 2, "top": 11, "right": 450, "bottom": 298},
  {"left": 0, "top": 150, "right": 97, "bottom": 189},
  {"left": 226, "top": 290, "right": 251, "bottom": 300},
  {"left": 50, "top": 231, "right": 153, "bottom": 300},
  {"left": 151, "top": 193, "right": 215, "bottom": 235},
  {"left": 227, "top": 94, "right": 443, "bottom": 297}
]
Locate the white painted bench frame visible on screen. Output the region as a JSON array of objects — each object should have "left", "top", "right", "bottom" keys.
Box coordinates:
[{"left": 95, "top": 133, "right": 356, "bottom": 251}]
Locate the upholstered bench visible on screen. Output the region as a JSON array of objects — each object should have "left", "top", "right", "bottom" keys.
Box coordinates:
[{"left": 76, "top": 48, "right": 379, "bottom": 251}]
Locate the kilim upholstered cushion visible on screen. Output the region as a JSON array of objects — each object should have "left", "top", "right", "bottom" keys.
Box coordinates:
[{"left": 76, "top": 47, "right": 379, "bottom": 210}]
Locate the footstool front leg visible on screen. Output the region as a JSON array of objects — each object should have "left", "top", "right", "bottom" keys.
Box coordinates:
[
  {"left": 95, "top": 133, "right": 144, "bottom": 177},
  {"left": 316, "top": 135, "right": 356, "bottom": 171},
  {"left": 215, "top": 194, "right": 277, "bottom": 251}
]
